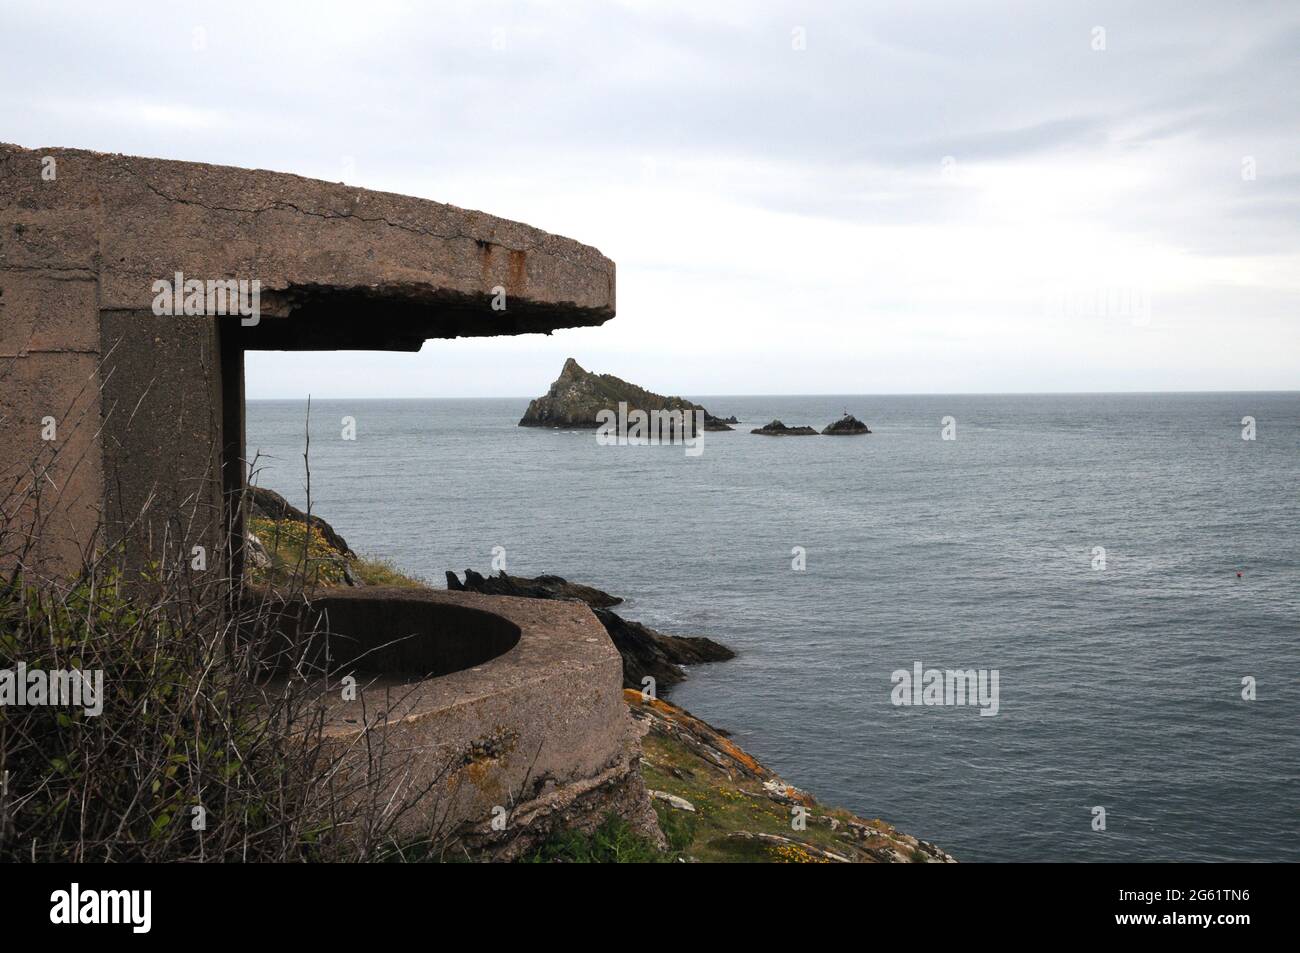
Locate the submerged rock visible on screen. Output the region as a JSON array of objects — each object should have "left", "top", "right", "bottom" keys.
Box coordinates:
[
  {"left": 446, "top": 569, "right": 734, "bottom": 690},
  {"left": 518, "top": 357, "right": 735, "bottom": 432},
  {"left": 822, "top": 414, "right": 871, "bottom": 435},
  {"left": 751, "top": 419, "right": 818, "bottom": 436}
]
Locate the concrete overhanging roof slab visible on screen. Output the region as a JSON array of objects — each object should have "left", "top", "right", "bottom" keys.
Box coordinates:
[{"left": 0, "top": 142, "right": 615, "bottom": 350}]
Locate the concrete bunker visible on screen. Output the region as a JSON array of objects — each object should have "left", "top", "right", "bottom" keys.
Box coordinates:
[
  {"left": 0, "top": 142, "right": 656, "bottom": 853},
  {"left": 1, "top": 141, "right": 615, "bottom": 580}
]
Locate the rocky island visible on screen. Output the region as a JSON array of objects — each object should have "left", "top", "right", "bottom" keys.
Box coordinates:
[
  {"left": 519, "top": 358, "right": 736, "bottom": 431},
  {"left": 822, "top": 414, "right": 872, "bottom": 435},
  {"left": 751, "top": 420, "right": 819, "bottom": 436}
]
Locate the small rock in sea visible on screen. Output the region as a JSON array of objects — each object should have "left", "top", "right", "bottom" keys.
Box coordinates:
[
  {"left": 822, "top": 414, "right": 871, "bottom": 435},
  {"left": 751, "top": 419, "right": 819, "bottom": 436}
]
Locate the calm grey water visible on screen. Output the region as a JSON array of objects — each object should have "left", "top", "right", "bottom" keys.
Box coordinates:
[{"left": 247, "top": 392, "right": 1299, "bottom": 862}]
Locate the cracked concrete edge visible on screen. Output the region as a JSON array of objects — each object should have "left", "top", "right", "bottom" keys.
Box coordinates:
[
  {"left": 0, "top": 141, "right": 615, "bottom": 320},
  {"left": 450, "top": 735, "right": 666, "bottom": 861}
]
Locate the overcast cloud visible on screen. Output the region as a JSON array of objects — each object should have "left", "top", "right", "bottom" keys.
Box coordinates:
[{"left": 3, "top": 0, "right": 1298, "bottom": 396}]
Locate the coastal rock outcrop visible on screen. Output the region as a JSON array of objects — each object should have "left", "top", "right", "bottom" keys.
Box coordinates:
[
  {"left": 248, "top": 485, "right": 356, "bottom": 557},
  {"left": 629, "top": 691, "right": 957, "bottom": 863},
  {"left": 822, "top": 414, "right": 871, "bottom": 435},
  {"left": 446, "top": 569, "right": 734, "bottom": 691},
  {"left": 519, "top": 358, "right": 735, "bottom": 432},
  {"left": 593, "top": 606, "right": 735, "bottom": 691},
  {"left": 751, "top": 420, "right": 818, "bottom": 436},
  {"left": 446, "top": 568, "right": 622, "bottom": 608}
]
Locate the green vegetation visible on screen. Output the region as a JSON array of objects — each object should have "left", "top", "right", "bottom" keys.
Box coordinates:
[
  {"left": 638, "top": 735, "right": 818, "bottom": 862},
  {"left": 654, "top": 800, "right": 699, "bottom": 854},
  {"left": 636, "top": 718, "right": 900, "bottom": 863},
  {"left": 350, "top": 554, "right": 427, "bottom": 588},
  {"left": 523, "top": 813, "right": 671, "bottom": 863},
  {"left": 247, "top": 515, "right": 426, "bottom": 589},
  {"left": 2, "top": 568, "right": 315, "bottom": 860}
]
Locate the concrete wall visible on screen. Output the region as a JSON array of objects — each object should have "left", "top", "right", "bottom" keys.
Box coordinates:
[
  {"left": 98, "top": 310, "right": 228, "bottom": 577},
  {"left": 0, "top": 156, "right": 105, "bottom": 576}
]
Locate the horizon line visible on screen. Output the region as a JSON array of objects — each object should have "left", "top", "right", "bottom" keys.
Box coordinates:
[{"left": 245, "top": 388, "right": 1300, "bottom": 401}]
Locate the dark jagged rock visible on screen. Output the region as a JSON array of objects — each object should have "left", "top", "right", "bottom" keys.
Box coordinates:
[
  {"left": 519, "top": 358, "right": 735, "bottom": 432},
  {"left": 592, "top": 608, "right": 734, "bottom": 691},
  {"left": 446, "top": 568, "right": 622, "bottom": 608},
  {"left": 247, "top": 486, "right": 355, "bottom": 557},
  {"left": 447, "top": 569, "right": 734, "bottom": 691},
  {"left": 751, "top": 420, "right": 818, "bottom": 436},
  {"left": 822, "top": 414, "right": 871, "bottom": 435}
]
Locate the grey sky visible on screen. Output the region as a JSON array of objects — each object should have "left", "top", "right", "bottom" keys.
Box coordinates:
[{"left": 3, "top": 0, "right": 1297, "bottom": 396}]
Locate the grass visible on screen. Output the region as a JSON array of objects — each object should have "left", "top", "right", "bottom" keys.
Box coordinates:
[
  {"left": 247, "top": 516, "right": 426, "bottom": 589},
  {"left": 638, "top": 734, "right": 794, "bottom": 862},
  {"left": 523, "top": 814, "right": 669, "bottom": 863},
  {"left": 636, "top": 726, "right": 892, "bottom": 862},
  {"left": 0, "top": 561, "right": 429, "bottom": 861},
  {"left": 349, "top": 554, "right": 427, "bottom": 588}
]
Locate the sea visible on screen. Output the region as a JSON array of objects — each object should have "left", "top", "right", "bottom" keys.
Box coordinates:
[{"left": 247, "top": 392, "right": 1299, "bottom": 862}]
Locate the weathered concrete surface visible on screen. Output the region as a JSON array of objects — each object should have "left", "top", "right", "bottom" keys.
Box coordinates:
[
  {"left": 0, "top": 348, "right": 103, "bottom": 577},
  {"left": 1, "top": 142, "right": 614, "bottom": 346},
  {"left": 97, "top": 311, "right": 227, "bottom": 576},
  {"left": 0, "top": 142, "right": 616, "bottom": 577},
  {"left": 309, "top": 587, "right": 662, "bottom": 855},
  {"left": 0, "top": 150, "right": 104, "bottom": 576}
]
